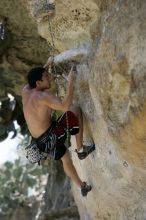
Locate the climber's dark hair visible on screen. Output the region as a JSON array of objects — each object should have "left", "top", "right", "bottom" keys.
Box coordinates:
[{"left": 27, "top": 67, "right": 45, "bottom": 88}]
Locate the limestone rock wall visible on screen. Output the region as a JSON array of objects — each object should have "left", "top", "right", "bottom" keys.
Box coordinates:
[
  {"left": 27, "top": 0, "right": 146, "bottom": 219},
  {"left": 0, "top": 0, "right": 51, "bottom": 97},
  {"left": 26, "top": 0, "right": 98, "bottom": 51},
  {"left": 71, "top": 1, "right": 146, "bottom": 219},
  {"left": 0, "top": 0, "right": 146, "bottom": 220}
]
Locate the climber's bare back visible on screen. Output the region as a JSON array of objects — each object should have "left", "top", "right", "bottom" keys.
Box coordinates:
[{"left": 22, "top": 86, "right": 52, "bottom": 138}]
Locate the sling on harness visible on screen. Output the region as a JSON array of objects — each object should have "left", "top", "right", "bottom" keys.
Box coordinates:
[{"left": 25, "top": 130, "right": 57, "bottom": 164}]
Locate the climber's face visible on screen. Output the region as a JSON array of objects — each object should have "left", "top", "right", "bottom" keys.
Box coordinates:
[
  {"left": 41, "top": 71, "right": 51, "bottom": 89},
  {"left": 36, "top": 71, "right": 51, "bottom": 90}
]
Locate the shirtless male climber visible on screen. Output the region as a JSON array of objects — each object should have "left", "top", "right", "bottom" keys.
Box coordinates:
[{"left": 22, "top": 62, "right": 95, "bottom": 196}]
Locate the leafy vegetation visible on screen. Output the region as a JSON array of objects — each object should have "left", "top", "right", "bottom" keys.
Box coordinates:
[{"left": 0, "top": 159, "right": 48, "bottom": 214}]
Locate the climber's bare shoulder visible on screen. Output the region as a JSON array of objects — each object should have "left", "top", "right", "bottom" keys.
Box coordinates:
[
  {"left": 22, "top": 85, "right": 53, "bottom": 105},
  {"left": 22, "top": 86, "right": 52, "bottom": 138}
]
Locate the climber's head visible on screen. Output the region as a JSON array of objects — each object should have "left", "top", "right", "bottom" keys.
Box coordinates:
[{"left": 27, "top": 67, "right": 51, "bottom": 90}]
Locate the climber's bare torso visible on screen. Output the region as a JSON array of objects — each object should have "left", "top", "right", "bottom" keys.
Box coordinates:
[
  {"left": 22, "top": 68, "right": 75, "bottom": 139},
  {"left": 22, "top": 70, "right": 73, "bottom": 139},
  {"left": 22, "top": 86, "right": 52, "bottom": 138}
]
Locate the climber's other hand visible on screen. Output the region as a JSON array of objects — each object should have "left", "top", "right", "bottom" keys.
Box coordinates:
[
  {"left": 43, "top": 56, "right": 54, "bottom": 68},
  {"left": 68, "top": 66, "right": 76, "bottom": 82}
]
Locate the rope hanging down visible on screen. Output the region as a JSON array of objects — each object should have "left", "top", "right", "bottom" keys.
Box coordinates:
[
  {"left": 46, "top": 2, "right": 75, "bottom": 77},
  {"left": 47, "top": 11, "right": 71, "bottom": 147},
  {"left": 47, "top": 13, "right": 71, "bottom": 88},
  {"left": 48, "top": 16, "right": 57, "bottom": 75}
]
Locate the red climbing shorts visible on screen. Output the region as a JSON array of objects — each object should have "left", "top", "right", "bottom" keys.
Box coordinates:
[
  {"left": 52, "top": 111, "right": 79, "bottom": 137},
  {"left": 52, "top": 111, "right": 79, "bottom": 160},
  {"left": 36, "top": 111, "right": 79, "bottom": 160}
]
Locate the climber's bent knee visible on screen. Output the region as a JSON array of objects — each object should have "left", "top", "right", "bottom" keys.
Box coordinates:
[
  {"left": 61, "top": 150, "right": 72, "bottom": 163},
  {"left": 69, "top": 104, "right": 81, "bottom": 116}
]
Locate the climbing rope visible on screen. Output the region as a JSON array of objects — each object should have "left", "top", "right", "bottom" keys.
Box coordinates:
[
  {"left": 65, "top": 111, "right": 71, "bottom": 148},
  {"left": 46, "top": 1, "right": 75, "bottom": 76},
  {"left": 47, "top": 12, "right": 73, "bottom": 91},
  {"left": 47, "top": 4, "right": 72, "bottom": 148},
  {"left": 48, "top": 17, "right": 56, "bottom": 65},
  {"left": 47, "top": 14, "right": 59, "bottom": 95}
]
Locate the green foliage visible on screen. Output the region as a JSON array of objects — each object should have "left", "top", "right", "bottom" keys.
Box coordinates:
[{"left": 0, "top": 159, "right": 48, "bottom": 214}]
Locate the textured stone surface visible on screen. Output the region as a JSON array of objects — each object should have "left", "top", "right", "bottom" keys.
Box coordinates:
[
  {"left": 27, "top": 0, "right": 98, "bottom": 51},
  {"left": 0, "top": 0, "right": 146, "bottom": 220},
  {"left": 0, "top": 0, "right": 53, "bottom": 139},
  {"left": 30, "top": 0, "right": 146, "bottom": 219},
  {"left": 70, "top": 1, "right": 146, "bottom": 220},
  {"left": 0, "top": 0, "right": 51, "bottom": 97}
]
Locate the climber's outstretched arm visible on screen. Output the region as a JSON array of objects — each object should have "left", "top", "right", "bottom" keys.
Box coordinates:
[{"left": 38, "top": 68, "right": 75, "bottom": 111}]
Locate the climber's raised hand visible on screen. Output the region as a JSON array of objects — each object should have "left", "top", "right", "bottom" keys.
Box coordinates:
[
  {"left": 62, "top": 65, "right": 76, "bottom": 82},
  {"left": 43, "top": 56, "right": 54, "bottom": 69}
]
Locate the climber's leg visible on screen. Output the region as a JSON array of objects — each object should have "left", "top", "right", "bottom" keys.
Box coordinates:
[
  {"left": 61, "top": 150, "right": 82, "bottom": 187},
  {"left": 69, "top": 105, "right": 95, "bottom": 160},
  {"left": 61, "top": 150, "right": 92, "bottom": 196},
  {"left": 69, "top": 105, "right": 83, "bottom": 151}
]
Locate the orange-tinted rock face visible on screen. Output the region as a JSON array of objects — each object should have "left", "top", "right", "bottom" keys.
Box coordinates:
[
  {"left": 0, "top": 0, "right": 51, "bottom": 97},
  {"left": 1, "top": 0, "right": 146, "bottom": 219}
]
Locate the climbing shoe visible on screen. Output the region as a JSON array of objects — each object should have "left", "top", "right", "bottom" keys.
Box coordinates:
[
  {"left": 76, "top": 144, "right": 95, "bottom": 160},
  {"left": 81, "top": 182, "right": 92, "bottom": 196}
]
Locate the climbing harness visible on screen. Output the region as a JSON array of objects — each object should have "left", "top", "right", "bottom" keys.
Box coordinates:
[{"left": 25, "top": 130, "right": 57, "bottom": 165}]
